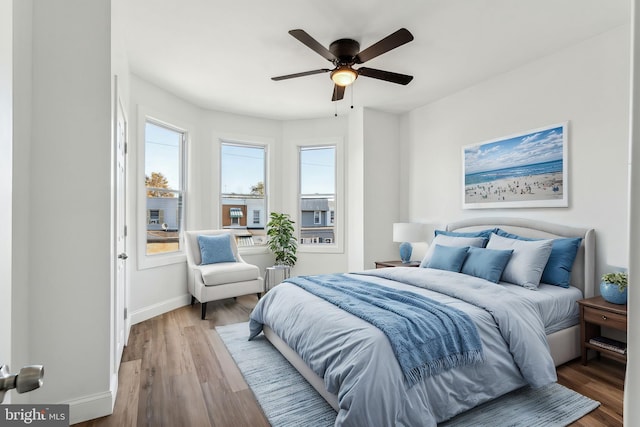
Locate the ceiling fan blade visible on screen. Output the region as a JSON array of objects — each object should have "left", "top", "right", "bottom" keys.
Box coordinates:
[
  {"left": 271, "top": 69, "right": 331, "bottom": 81},
  {"left": 289, "top": 29, "right": 337, "bottom": 62},
  {"left": 357, "top": 67, "right": 413, "bottom": 85},
  {"left": 331, "top": 85, "right": 345, "bottom": 101},
  {"left": 355, "top": 28, "right": 414, "bottom": 64}
]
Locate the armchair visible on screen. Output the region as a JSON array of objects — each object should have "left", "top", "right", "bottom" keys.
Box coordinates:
[{"left": 185, "top": 229, "right": 264, "bottom": 319}]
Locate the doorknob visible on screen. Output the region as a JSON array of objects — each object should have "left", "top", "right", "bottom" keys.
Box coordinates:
[
  {"left": 118, "top": 253, "right": 128, "bottom": 260},
  {"left": 0, "top": 365, "right": 44, "bottom": 403}
]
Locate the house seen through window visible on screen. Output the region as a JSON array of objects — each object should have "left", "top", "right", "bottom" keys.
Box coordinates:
[
  {"left": 220, "top": 142, "right": 267, "bottom": 247},
  {"left": 299, "top": 146, "right": 336, "bottom": 245},
  {"left": 145, "top": 120, "right": 186, "bottom": 255}
]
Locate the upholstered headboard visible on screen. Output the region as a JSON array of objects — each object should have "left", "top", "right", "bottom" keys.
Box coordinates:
[{"left": 445, "top": 217, "right": 596, "bottom": 298}]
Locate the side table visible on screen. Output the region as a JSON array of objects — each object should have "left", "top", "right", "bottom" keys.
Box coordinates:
[
  {"left": 375, "top": 260, "right": 421, "bottom": 268},
  {"left": 577, "top": 296, "right": 627, "bottom": 365}
]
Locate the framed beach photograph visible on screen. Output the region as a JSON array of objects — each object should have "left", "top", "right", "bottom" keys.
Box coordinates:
[{"left": 462, "top": 122, "right": 568, "bottom": 209}]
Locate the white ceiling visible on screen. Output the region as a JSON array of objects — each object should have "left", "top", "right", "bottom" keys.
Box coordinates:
[{"left": 121, "top": 0, "right": 629, "bottom": 121}]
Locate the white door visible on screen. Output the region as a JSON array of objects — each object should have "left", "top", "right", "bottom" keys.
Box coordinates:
[{"left": 114, "top": 93, "right": 128, "bottom": 369}]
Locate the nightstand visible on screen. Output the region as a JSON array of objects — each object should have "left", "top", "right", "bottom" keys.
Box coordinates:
[
  {"left": 577, "top": 296, "right": 627, "bottom": 365},
  {"left": 375, "top": 260, "right": 421, "bottom": 268}
]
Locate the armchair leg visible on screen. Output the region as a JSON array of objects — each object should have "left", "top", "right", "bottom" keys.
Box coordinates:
[
  {"left": 257, "top": 293, "right": 261, "bottom": 300},
  {"left": 191, "top": 296, "right": 196, "bottom": 306},
  {"left": 201, "top": 302, "right": 207, "bottom": 320}
]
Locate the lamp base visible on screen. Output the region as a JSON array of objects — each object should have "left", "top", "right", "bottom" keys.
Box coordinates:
[{"left": 399, "top": 242, "right": 413, "bottom": 263}]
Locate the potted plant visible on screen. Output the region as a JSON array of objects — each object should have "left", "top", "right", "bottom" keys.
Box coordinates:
[
  {"left": 600, "top": 272, "right": 628, "bottom": 305},
  {"left": 266, "top": 212, "right": 297, "bottom": 267}
]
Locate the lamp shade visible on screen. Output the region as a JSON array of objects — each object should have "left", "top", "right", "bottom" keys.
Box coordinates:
[
  {"left": 393, "top": 223, "right": 426, "bottom": 243},
  {"left": 331, "top": 66, "right": 358, "bottom": 86}
]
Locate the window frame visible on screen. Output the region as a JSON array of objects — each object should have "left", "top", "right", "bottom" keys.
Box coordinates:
[
  {"left": 218, "top": 139, "right": 270, "bottom": 254},
  {"left": 137, "top": 107, "right": 190, "bottom": 269},
  {"left": 297, "top": 139, "right": 343, "bottom": 254}
]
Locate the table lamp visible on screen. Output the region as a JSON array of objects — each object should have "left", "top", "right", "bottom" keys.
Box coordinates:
[{"left": 393, "top": 223, "right": 427, "bottom": 263}]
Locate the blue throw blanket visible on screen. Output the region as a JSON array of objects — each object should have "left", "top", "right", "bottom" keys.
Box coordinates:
[{"left": 285, "top": 274, "right": 484, "bottom": 386}]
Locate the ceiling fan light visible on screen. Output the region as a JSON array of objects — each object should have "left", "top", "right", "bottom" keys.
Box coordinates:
[{"left": 331, "top": 67, "right": 358, "bottom": 86}]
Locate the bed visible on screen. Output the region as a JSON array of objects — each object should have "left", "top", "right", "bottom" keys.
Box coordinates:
[{"left": 249, "top": 217, "right": 595, "bottom": 426}]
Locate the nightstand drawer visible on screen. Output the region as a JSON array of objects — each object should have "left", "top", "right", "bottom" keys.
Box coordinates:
[{"left": 583, "top": 306, "right": 627, "bottom": 330}]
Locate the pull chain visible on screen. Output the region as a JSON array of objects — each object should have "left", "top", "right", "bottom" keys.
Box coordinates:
[{"left": 351, "top": 83, "right": 354, "bottom": 109}]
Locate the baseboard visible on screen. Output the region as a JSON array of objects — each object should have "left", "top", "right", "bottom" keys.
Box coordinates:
[
  {"left": 129, "top": 294, "right": 191, "bottom": 325},
  {"left": 66, "top": 390, "right": 114, "bottom": 425}
]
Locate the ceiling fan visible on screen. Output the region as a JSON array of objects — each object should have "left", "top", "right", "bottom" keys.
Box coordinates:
[{"left": 272, "top": 28, "right": 414, "bottom": 101}]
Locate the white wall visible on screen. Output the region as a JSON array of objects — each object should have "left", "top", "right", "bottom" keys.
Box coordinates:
[
  {"left": 363, "top": 109, "right": 402, "bottom": 269},
  {"left": 402, "top": 25, "right": 631, "bottom": 281},
  {"left": 626, "top": 2, "right": 639, "bottom": 424},
  {"left": 12, "top": 1, "right": 114, "bottom": 422},
  {"left": 0, "top": 0, "right": 12, "bottom": 381},
  {"left": 10, "top": 0, "right": 32, "bottom": 402},
  {"left": 347, "top": 107, "right": 365, "bottom": 272}
]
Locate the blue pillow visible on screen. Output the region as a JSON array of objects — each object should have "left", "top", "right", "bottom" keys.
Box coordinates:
[
  {"left": 420, "top": 235, "right": 486, "bottom": 267},
  {"left": 426, "top": 244, "right": 470, "bottom": 272},
  {"left": 435, "top": 228, "right": 498, "bottom": 241},
  {"left": 198, "top": 234, "right": 236, "bottom": 265},
  {"left": 495, "top": 229, "right": 581, "bottom": 288},
  {"left": 460, "top": 247, "right": 514, "bottom": 283}
]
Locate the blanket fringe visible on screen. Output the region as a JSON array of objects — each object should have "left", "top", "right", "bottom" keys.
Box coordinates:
[{"left": 406, "top": 350, "right": 485, "bottom": 387}]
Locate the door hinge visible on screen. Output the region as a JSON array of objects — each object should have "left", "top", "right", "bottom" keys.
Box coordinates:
[
  {"left": 124, "top": 142, "right": 128, "bottom": 154},
  {"left": 124, "top": 225, "right": 128, "bottom": 237},
  {"left": 124, "top": 308, "right": 128, "bottom": 319}
]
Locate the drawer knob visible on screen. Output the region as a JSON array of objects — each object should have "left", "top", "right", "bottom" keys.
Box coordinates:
[{"left": 602, "top": 315, "right": 608, "bottom": 320}]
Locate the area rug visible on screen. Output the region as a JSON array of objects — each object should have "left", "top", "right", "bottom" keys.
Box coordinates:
[{"left": 216, "top": 322, "right": 600, "bottom": 427}]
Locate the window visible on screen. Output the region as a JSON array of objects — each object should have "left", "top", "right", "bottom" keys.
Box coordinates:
[
  {"left": 147, "top": 209, "right": 163, "bottom": 225},
  {"left": 299, "top": 146, "right": 336, "bottom": 246},
  {"left": 220, "top": 142, "right": 267, "bottom": 246},
  {"left": 144, "top": 120, "right": 186, "bottom": 256}
]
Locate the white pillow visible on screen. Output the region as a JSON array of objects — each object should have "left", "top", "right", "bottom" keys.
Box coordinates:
[
  {"left": 486, "top": 233, "right": 553, "bottom": 289},
  {"left": 420, "top": 235, "right": 486, "bottom": 268}
]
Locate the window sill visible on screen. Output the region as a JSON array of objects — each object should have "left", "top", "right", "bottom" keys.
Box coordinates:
[
  {"left": 298, "top": 245, "right": 344, "bottom": 254},
  {"left": 238, "top": 246, "right": 270, "bottom": 256}
]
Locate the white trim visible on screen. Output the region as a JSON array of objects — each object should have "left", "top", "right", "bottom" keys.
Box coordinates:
[
  {"left": 129, "top": 294, "right": 191, "bottom": 326},
  {"left": 214, "top": 133, "right": 275, "bottom": 247},
  {"left": 66, "top": 390, "right": 114, "bottom": 425},
  {"left": 297, "top": 138, "right": 344, "bottom": 254},
  {"left": 137, "top": 105, "right": 193, "bottom": 270}
]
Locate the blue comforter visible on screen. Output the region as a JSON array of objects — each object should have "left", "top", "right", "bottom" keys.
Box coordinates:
[
  {"left": 270, "top": 274, "right": 484, "bottom": 385},
  {"left": 249, "top": 268, "right": 557, "bottom": 427}
]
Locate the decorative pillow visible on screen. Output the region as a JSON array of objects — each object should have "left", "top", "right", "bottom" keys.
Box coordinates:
[
  {"left": 419, "top": 235, "right": 486, "bottom": 268},
  {"left": 435, "top": 228, "right": 498, "bottom": 240},
  {"left": 426, "top": 244, "right": 470, "bottom": 272},
  {"left": 198, "top": 233, "right": 236, "bottom": 265},
  {"left": 496, "top": 229, "right": 582, "bottom": 288},
  {"left": 486, "top": 233, "right": 553, "bottom": 289},
  {"left": 460, "top": 247, "right": 514, "bottom": 283}
]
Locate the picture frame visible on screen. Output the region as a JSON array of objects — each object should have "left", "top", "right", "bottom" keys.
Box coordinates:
[{"left": 462, "top": 122, "right": 568, "bottom": 209}]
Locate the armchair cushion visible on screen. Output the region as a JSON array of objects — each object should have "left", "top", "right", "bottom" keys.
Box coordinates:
[
  {"left": 197, "top": 262, "right": 260, "bottom": 286},
  {"left": 198, "top": 233, "right": 236, "bottom": 265}
]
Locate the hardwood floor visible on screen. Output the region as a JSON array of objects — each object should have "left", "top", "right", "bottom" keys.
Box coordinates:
[{"left": 73, "top": 295, "right": 625, "bottom": 426}]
